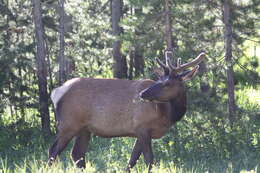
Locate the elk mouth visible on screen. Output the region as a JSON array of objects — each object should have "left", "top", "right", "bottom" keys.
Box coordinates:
[
  {"left": 138, "top": 95, "right": 168, "bottom": 103},
  {"left": 133, "top": 92, "right": 151, "bottom": 103}
]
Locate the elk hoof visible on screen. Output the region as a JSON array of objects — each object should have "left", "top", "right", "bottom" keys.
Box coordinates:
[
  {"left": 125, "top": 166, "right": 131, "bottom": 173},
  {"left": 48, "top": 157, "right": 55, "bottom": 166},
  {"left": 75, "top": 158, "right": 86, "bottom": 168}
]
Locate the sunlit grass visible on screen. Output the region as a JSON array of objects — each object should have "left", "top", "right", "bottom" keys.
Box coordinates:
[
  {"left": 237, "top": 86, "right": 260, "bottom": 109},
  {"left": 0, "top": 156, "right": 259, "bottom": 173}
]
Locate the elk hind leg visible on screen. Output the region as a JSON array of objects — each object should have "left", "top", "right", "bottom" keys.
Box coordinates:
[
  {"left": 71, "top": 130, "right": 91, "bottom": 168},
  {"left": 48, "top": 127, "right": 78, "bottom": 166}
]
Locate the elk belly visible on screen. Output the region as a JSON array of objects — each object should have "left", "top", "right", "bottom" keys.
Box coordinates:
[{"left": 86, "top": 105, "right": 136, "bottom": 137}]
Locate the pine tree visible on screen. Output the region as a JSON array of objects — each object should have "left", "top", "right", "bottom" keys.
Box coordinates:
[
  {"left": 32, "top": 0, "right": 51, "bottom": 135},
  {"left": 111, "top": 0, "right": 128, "bottom": 78}
]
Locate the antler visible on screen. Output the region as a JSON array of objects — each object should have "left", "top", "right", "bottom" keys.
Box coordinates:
[
  {"left": 175, "top": 52, "right": 206, "bottom": 73},
  {"left": 156, "top": 52, "right": 206, "bottom": 74},
  {"left": 156, "top": 57, "right": 169, "bottom": 74},
  {"left": 177, "top": 58, "right": 181, "bottom": 68}
]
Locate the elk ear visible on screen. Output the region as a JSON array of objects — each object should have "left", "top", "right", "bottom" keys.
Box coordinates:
[{"left": 179, "top": 65, "right": 199, "bottom": 81}]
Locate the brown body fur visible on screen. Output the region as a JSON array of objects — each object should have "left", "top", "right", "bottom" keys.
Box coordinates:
[
  {"left": 57, "top": 78, "right": 177, "bottom": 139},
  {"left": 49, "top": 77, "right": 186, "bottom": 172}
]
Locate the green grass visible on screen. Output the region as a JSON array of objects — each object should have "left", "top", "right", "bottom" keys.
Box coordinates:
[
  {"left": 237, "top": 86, "right": 260, "bottom": 109},
  {"left": 1, "top": 156, "right": 258, "bottom": 173}
]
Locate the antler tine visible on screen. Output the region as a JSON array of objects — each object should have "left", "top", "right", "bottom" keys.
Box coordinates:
[
  {"left": 156, "top": 57, "right": 169, "bottom": 72},
  {"left": 177, "top": 58, "right": 181, "bottom": 68},
  {"left": 165, "top": 51, "right": 176, "bottom": 71},
  {"left": 166, "top": 58, "right": 175, "bottom": 71},
  {"left": 175, "top": 52, "right": 206, "bottom": 72}
]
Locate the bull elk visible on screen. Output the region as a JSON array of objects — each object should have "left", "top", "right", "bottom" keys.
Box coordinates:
[{"left": 48, "top": 52, "right": 206, "bottom": 172}]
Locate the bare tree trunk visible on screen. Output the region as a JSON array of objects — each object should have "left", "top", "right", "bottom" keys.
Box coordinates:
[
  {"left": 32, "top": 0, "right": 51, "bottom": 136},
  {"left": 223, "top": 1, "right": 236, "bottom": 165},
  {"left": 46, "top": 41, "right": 53, "bottom": 91},
  {"left": 129, "top": 49, "right": 134, "bottom": 79},
  {"left": 165, "top": 0, "right": 173, "bottom": 62},
  {"left": 58, "top": 0, "right": 66, "bottom": 85},
  {"left": 199, "top": 61, "right": 210, "bottom": 93},
  {"left": 223, "top": 0, "right": 236, "bottom": 124},
  {"left": 8, "top": 81, "right": 13, "bottom": 117},
  {"left": 111, "top": 0, "right": 127, "bottom": 78},
  {"left": 18, "top": 65, "right": 25, "bottom": 119},
  {"left": 133, "top": 8, "right": 144, "bottom": 77},
  {"left": 133, "top": 47, "right": 144, "bottom": 77}
]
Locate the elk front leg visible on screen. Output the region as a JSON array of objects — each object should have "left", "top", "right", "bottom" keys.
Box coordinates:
[
  {"left": 126, "top": 139, "right": 142, "bottom": 172},
  {"left": 138, "top": 130, "right": 154, "bottom": 173}
]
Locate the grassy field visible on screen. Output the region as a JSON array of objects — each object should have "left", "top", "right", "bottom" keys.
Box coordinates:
[
  {"left": 0, "top": 142, "right": 259, "bottom": 173},
  {"left": 1, "top": 140, "right": 259, "bottom": 173},
  {"left": 0, "top": 86, "right": 259, "bottom": 173},
  {"left": 1, "top": 159, "right": 258, "bottom": 173}
]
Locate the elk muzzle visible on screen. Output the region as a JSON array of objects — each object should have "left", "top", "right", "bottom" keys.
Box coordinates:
[{"left": 139, "top": 83, "right": 164, "bottom": 102}]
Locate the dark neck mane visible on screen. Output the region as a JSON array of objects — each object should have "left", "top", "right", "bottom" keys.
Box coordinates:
[{"left": 169, "top": 92, "right": 187, "bottom": 123}]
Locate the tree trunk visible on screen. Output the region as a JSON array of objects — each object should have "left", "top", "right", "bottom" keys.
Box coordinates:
[
  {"left": 133, "top": 47, "right": 144, "bottom": 77},
  {"left": 32, "top": 0, "right": 51, "bottom": 135},
  {"left": 223, "top": 0, "right": 236, "bottom": 124},
  {"left": 111, "top": 0, "right": 127, "bottom": 78},
  {"left": 58, "top": 0, "right": 66, "bottom": 85},
  {"left": 18, "top": 65, "right": 25, "bottom": 119},
  {"left": 199, "top": 61, "right": 210, "bottom": 93},
  {"left": 165, "top": 0, "right": 173, "bottom": 62},
  {"left": 133, "top": 7, "right": 144, "bottom": 77},
  {"left": 129, "top": 49, "right": 134, "bottom": 79},
  {"left": 46, "top": 41, "right": 54, "bottom": 92}
]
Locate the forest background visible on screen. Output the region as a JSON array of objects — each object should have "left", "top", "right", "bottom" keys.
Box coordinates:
[{"left": 0, "top": 0, "right": 259, "bottom": 172}]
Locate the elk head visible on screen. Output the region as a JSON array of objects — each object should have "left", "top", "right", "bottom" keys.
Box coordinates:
[{"left": 140, "top": 52, "right": 206, "bottom": 102}]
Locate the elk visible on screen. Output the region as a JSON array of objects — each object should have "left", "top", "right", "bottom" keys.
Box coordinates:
[{"left": 48, "top": 52, "right": 206, "bottom": 172}]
